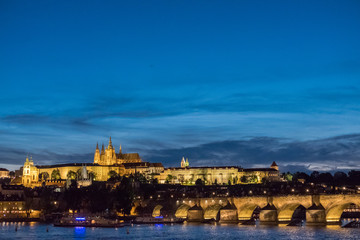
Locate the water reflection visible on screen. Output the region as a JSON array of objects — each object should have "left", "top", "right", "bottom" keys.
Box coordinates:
[
  {"left": 74, "top": 226, "right": 86, "bottom": 237},
  {"left": 155, "top": 223, "right": 164, "bottom": 228},
  {"left": 0, "top": 222, "right": 359, "bottom": 240}
]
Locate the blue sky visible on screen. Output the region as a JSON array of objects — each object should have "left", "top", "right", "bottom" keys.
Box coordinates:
[{"left": 1, "top": 0, "right": 360, "bottom": 171}]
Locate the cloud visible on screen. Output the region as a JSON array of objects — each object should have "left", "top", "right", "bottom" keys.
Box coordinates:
[
  {"left": 141, "top": 134, "right": 360, "bottom": 173},
  {"left": 3, "top": 134, "right": 360, "bottom": 173}
]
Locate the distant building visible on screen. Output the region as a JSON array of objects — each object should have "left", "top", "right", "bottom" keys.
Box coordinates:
[
  {"left": 156, "top": 158, "right": 282, "bottom": 184},
  {"left": 0, "top": 184, "right": 24, "bottom": 198},
  {"left": 0, "top": 168, "right": 9, "bottom": 178}
]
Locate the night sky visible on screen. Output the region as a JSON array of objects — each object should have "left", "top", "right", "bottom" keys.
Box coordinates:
[{"left": 1, "top": 0, "right": 360, "bottom": 172}]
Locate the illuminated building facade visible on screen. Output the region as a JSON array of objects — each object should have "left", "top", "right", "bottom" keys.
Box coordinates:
[
  {"left": 156, "top": 160, "right": 281, "bottom": 184},
  {"left": 16, "top": 137, "right": 281, "bottom": 188}
]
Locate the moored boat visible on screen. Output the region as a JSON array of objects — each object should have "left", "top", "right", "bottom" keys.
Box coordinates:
[
  {"left": 133, "top": 216, "right": 184, "bottom": 224},
  {"left": 342, "top": 220, "right": 360, "bottom": 228},
  {"left": 54, "top": 215, "right": 125, "bottom": 228}
]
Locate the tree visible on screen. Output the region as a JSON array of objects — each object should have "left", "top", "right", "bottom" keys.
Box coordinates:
[
  {"left": 41, "top": 172, "right": 50, "bottom": 181},
  {"left": 84, "top": 183, "right": 110, "bottom": 213},
  {"left": 76, "top": 168, "right": 82, "bottom": 179},
  {"left": 310, "top": 171, "right": 320, "bottom": 183},
  {"left": 283, "top": 172, "right": 293, "bottom": 182},
  {"left": 166, "top": 174, "right": 173, "bottom": 184},
  {"left": 24, "top": 194, "right": 34, "bottom": 218},
  {"left": 67, "top": 170, "right": 77, "bottom": 180},
  {"left": 195, "top": 178, "right": 204, "bottom": 185},
  {"left": 178, "top": 175, "right": 185, "bottom": 184},
  {"left": 248, "top": 175, "right": 258, "bottom": 183},
  {"left": 262, "top": 177, "right": 268, "bottom": 185},
  {"left": 64, "top": 186, "right": 83, "bottom": 212},
  {"left": 113, "top": 177, "right": 134, "bottom": 216},
  {"left": 334, "top": 172, "right": 348, "bottom": 186},
  {"left": 88, "top": 171, "right": 96, "bottom": 181},
  {"left": 240, "top": 176, "right": 248, "bottom": 183},
  {"left": 318, "top": 173, "right": 333, "bottom": 185},
  {"left": 293, "top": 172, "right": 309, "bottom": 183},
  {"left": 108, "top": 170, "right": 120, "bottom": 181},
  {"left": 348, "top": 170, "right": 360, "bottom": 185},
  {"left": 152, "top": 178, "right": 159, "bottom": 184},
  {"left": 39, "top": 187, "right": 56, "bottom": 215},
  {"left": 233, "top": 176, "right": 238, "bottom": 185},
  {"left": 133, "top": 172, "right": 147, "bottom": 184},
  {"left": 51, "top": 169, "right": 61, "bottom": 180}
]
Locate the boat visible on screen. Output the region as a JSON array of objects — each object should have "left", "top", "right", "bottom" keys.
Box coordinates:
[
  {"left": 54, "top": 215, "right": 125, "bottom": 228},
  {"left": 342, "top": 220, "right": 360, "bottom": 228},
  {"left": 133, "top": 216, "right": 185, "bottom": 224}
]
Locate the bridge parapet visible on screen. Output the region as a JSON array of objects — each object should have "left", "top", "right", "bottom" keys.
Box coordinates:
[{"left": 140, "top": 194, "right": 360, "bottom": 225}]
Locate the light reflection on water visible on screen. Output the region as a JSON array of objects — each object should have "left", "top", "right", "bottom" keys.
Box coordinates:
[{"left": 0, "top": 222, "right": 359, "bottom": 240}]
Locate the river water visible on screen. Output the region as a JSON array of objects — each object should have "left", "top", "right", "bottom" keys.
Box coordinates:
[{"left": 0, "top": 222, "right": 359, "bottom": 240}]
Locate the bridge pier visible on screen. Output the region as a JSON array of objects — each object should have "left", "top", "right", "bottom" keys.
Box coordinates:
[
  {"left": 306, "top": 204, "right": 326, "bottom": 226},
  {"left": 259, "top": 204, "right": 278, "bottom": 225},
  {"left": 187, "top": 205, "right": 204, "bottom": 222},
  {"left": 219, "top": 203, "right": 238, "bottom": 223}
]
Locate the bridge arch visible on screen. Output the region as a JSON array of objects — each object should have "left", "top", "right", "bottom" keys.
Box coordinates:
[
  {"left": 203, "top": 204, "right": 222, "bottom": 221},
  {"left": 277, "top": 203, "right": 306, "bottom": 222},
  {"left": 237, "top": 203, "right": 260, "bottom": 221},
  {"left": 152, "top": 205, "right": 163, "bottom": 217},
  {"left": 326, "top": 202, "right": 360, "bottom": 223},
  {"left": 175, "top": 204, "right": 191, "bottom": 219}
]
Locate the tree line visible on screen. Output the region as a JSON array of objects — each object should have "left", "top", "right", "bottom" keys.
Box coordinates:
[{"left": 286, "top": 170, "right": 360, "bottom": 186}]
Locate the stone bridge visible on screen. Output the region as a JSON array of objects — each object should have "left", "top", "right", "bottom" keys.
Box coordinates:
[{"left": 133, "top": 194, "right": 360, "bottom": 225}]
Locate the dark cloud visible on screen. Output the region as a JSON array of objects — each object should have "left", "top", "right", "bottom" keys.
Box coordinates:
[
  {"left": 141, "top": 134, "right": 360, "bottom": 173},
  {"left": 2, "top": 134, "right": 360, "bottom": 172},
  {"left": 0, "top": 145, "right": 93, "bottom": 166},
  {"left": 2, "top": 114, "right": 50, "bottom": 125}
]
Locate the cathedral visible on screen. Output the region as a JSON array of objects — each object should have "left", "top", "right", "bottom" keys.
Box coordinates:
[{"left": 93, "top": 137, "right": 142, "bottom": 165}]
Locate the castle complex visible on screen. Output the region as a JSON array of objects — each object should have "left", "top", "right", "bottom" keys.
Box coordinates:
[
  {"left": 18, "top": 137, "right": 282, "bottom": 188},
  {"left": 20, "top": 137, "right": 163, "bottom": 187}
]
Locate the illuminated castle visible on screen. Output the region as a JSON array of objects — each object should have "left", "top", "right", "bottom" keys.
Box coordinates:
[
  {"left": 94, "top": 137, "right": 141, "bottom": 165},
  {"left": 17, "top": 137, "right": 282, "bottom": 188},
  {"left": 19, "top": 137, "right": 163, "bottom": 188}
]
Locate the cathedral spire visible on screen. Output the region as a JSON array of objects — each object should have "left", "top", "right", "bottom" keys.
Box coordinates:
[
  {"left": 119, "top": 145, "right": 122, "bottom": 154},
  {"left": 101, "top": 143, "right": 105, "bottom": 154},
  {"left": 108, "top": 136, "right": 113, "bottom": 148}
]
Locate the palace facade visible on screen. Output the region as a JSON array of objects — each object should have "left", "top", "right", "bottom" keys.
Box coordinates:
[
  {"left": 156, "top": 160, "right": 281, "bottom": 184},
  {"left": 17, "top": 137, "right": 282, "bottom": 188}
]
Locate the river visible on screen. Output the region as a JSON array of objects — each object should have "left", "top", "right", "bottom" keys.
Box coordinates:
[{"left": 0, "top": 221, "right": 359, "bottom": 240}]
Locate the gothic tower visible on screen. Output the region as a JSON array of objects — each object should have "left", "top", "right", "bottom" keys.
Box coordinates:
[
  {"left": 94, "top": 143, "right": 100, "bottom": 164},
  {"left": 181, "top": 157, "right": 186, "bottom": 168}
]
